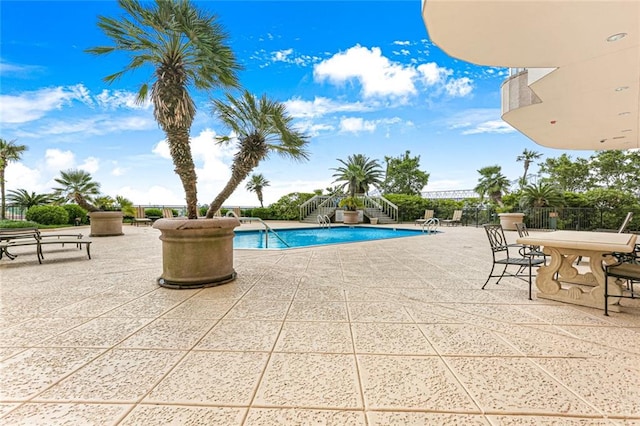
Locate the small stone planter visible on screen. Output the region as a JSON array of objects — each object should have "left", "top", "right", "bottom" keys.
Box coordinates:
[
  {"left": 498, "top": 212, "right": 525, "bottom": 231},
  {"left": 89, "top": 211, "right": 124, "bottom": 237},
  {"left": 153, "top": 217, "right": 240, "bottom": 289}
]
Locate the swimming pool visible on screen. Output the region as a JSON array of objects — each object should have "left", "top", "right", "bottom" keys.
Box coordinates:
[{"left": 233, "top": 226, "right": 433, "bottom": 249}]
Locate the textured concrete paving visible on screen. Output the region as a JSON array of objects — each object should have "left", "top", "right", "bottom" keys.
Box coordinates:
[{"left": 1, "top": 222, "right": 639, "bottom": 425}]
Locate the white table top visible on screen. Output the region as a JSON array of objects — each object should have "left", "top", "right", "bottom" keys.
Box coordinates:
[{"left": 516, "top": 230, "right": 637, "bottom": 252}]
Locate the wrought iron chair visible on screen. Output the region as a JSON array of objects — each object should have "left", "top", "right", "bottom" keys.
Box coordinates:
[
  {"left": 515, "top": 222, "right": 547, "bottom": 265},
  {"left": 604, "top": 244, "right": 640, "bottom": 316},
  {"left": 482, "top": 224, "right": 545, "bottom": 300}
]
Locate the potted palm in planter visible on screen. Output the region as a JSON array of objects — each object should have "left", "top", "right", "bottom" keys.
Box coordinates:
[
  {"left": 52, "top": 169, "right": 125, "bottom": 237},
  {"left": 88, "top": 1, "right": 309, "bottom": 289},
  {"left": 339, "top": 196, "right": 363, "bottom": 224},
  {"left": 332, "top": 154, "right": 383, "bottom": 225}
]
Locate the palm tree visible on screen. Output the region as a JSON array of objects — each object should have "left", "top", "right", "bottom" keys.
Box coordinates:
[
  {"left": 519, "top": 182, "right": 564, "bottom": 209},
  {"left": 87, "top": 0, "right": 241, "bottom": 219},
  {"left": 115, "top": 195, "right": 136, "bottom": 217},
  {"left": 0, "top": 138, "right": 28, "bottom": 220},
  {"left": 246, "top": 174, "right": 270, "bottom": 207},
  {"left": 474, "top": 165, "right": 511, "bottom": 207},
  {"left": 206, "top": 90, "right": 310, "bottom": 217},
  {"left": 6, "top": 189, "right": 52, "bottom": 209},
  {"left": 516, "top": 148, "right": 542, "bottom": 187},
  {"left": 52, "top": 169, "right": 101, "bottom": 212},
  {"left": 94, "top": 195, "right": 116, "bottom": 210},
  {"left": 332, "top": 154, "right": 384, "bottom": 198}
]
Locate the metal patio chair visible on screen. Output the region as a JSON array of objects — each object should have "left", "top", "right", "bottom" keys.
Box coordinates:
[
  {"left": 482, "top": 224, "right": 545, "bottom": 300},
  {"left": 515, "top": 222, "right": 547, "bottom": 265},
  {"left": 604, "top": 243, "right": 640, "bottom": 315}
]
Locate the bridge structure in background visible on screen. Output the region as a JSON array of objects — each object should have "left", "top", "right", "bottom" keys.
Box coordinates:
[{"left": 421, "top": 189, "right": 477, "bottom": 200}]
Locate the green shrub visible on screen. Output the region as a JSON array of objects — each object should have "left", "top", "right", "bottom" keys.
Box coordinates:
[
  {"left": 25, "top": 205, "right": 69, "bottom": 225},
  {"left": 62, "top": 204, "right": 88, "bottom": 225},
  {"left": 270, "top": 192, "right": 315, "bottom": 220},
  {"left": 384, "top": 194, "right": 436, "bottom": 222},
  {"left": 249, "top": 207, "right": 271, "bottom": 220},
  {"left": 145, "top": 208, "right": 162, "bottom": 217}
]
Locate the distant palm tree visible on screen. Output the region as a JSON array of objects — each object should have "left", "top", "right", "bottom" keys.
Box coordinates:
[
  {"left": 6, "top": 189, "right": 52, "bottom": 209},
  {"left": 95, "top": 195, "right": 116, "bottom": 210},
  {"left": 246, "top": 174, "right": 270, "bottom": 207},
  {"left": 519, "top": 182, "right": 564, "bottom": 209},
  {"left": 332, "top": 154, "right": 384, "bottom": 198},
  {"left": 87, "top": 0, "right": 241, "bottom": 219},
  {"left": 0, "top": 138, "right": 28, "bottom": 220},
  {"left": 516, "top": 149, "right": 542, "bottom": 187},
  {"left": 205, "top": 90, "right": 310, "bottom": 217},
  {"left": 115, "top": 195, "right": 136, "bottom": 217},
  {"left": 474, "top": 165, "right": 511, "bottom": 207},
  {"left": 52, "top": 169, "right": 101, "bottom": 212}
]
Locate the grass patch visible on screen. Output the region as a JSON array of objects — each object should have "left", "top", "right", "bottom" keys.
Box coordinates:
[{"left": 0, "top": 220, "right": 76, "bottom": 229}]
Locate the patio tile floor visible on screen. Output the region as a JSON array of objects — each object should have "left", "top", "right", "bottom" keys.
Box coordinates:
[{"left": 1, "top": 222, "right": 640, "bottom": 424}]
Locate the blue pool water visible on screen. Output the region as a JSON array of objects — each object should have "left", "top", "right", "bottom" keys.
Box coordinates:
[{"left": 234, "top": 226, "right": 432, "bottom": 249}]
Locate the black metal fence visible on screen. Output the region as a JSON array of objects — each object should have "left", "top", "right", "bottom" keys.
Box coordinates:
[{"left": 460, "top": 206, "right": 639, "bottom": 232}]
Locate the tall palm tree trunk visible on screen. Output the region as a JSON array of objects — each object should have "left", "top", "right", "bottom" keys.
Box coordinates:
[
  {"left": 521, "top": 162, "right": 530, "bottom": 187},
  {"left": 166, "top": 128, "right": 199, "bottom": 219},
  {"left": 0, "top": 168, "right": 6, "bottom": 220},
  {"left": 206, "top": 163, "right": 253, "bottom": 218}
]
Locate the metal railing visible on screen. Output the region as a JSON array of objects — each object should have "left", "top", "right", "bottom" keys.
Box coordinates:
[
  {"left": 299, "top": 195, "right": 340, "bottom": 221},
  {"left": 299, "top": 194, "right": 399, "bottom": 223},
  {"left": 457, "top": 206, "right": 639, "bottom": 232},
  {"left": 362, "top": 195, "right": 398, "bottom": 222}
]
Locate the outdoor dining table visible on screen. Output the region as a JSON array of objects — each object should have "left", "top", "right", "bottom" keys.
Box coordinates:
[{"left": 516, "top": 230, "right": 638, "bottom": 311}]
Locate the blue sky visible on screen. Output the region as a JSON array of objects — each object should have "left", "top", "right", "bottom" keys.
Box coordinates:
[{"left": 0, "top": 0, "right": 592, "bottom": 207}]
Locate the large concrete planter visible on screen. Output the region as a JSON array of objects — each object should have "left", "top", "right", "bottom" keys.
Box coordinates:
[
  {"left": 89, "top": 211, "right": 124, "bottom": 237},
  {"left": 343, "top": 210, "right": 360, "bottom": 224},
  {"left": 153, "top": 217, "right": 241, "bottom": 289},
  {"left": 498, "top": 212, "right": 525, "bottom": 231}
]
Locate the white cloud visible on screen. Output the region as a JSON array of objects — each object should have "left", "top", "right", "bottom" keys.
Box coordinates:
[
  {"left": 294, "top": 120, "right": 335, "bottom": 137},
  {"left": 445, "top": 77, "right": 473, "bottom": 97},
  {"left": 272, "top": 48, "right": 294, "bottom": 62},
  {"left": 0, "top": 84, "right": 93, "bottom": 124},
  {"left": 152, "top": 139, "right": 171, "bottom": 159},
  {"left": 339, "top": 117, "right": 377, "bottom": 134},
  {"left": 314, "top": 45, "right": 417, "bottom": 98},
  {"left": 462, "top": 120, "right": 514, "bottom": 135},
  {"left": 417, "top": 62, "right": 451, "bottom": 86},
  {"left": 447, "top": 108, "right": 515, "bottom": 135},
  {"left": 393, "top": 40, "right": 411, "bottom": 46},
  {"left": 29, "top": 114, "right": 155, "bottom": 138},
  {"left": 79, "top": 157, "right": 100, "bottom": 174},
  {"left": 152, "top": 128, "right": 237, "bottom": 189},
  {"left": 284, "top": 96, "right": 372, "bottom": 118},
  {"left": 338, "top": 116, "right": 406, "bottom": 135},
  {"left": 5, "top": 163, "right": 42, "bottom": 193},
  {"left": 95, "top": 89, "right": 152, "bottom": 110},
  {"left": 111, "top": 166, "right": 126, "bottom": 177},
  {"left": 313, "top": 46, "right": 473, "bottom": 100},
  {"left": 45, "top": 149, "right": 76, "bottom": 171},
  {"left": 257, "top": 48, "right": 321, "bottom": 67}
]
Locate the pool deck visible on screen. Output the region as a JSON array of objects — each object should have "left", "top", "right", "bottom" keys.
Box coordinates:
[{"left": 1, "top": 221, "right": 639, "bottom": 425}]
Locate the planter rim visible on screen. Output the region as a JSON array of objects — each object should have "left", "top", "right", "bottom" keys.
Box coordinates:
[
  {"left": 498, "top": 212, "right": 525, "bottom": 216},
  {"left": 89, "top": 211, "right": 123, "bottom": 216},
  {"left": 153, "top": 217, "right": 240, "bottom": 231}
]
